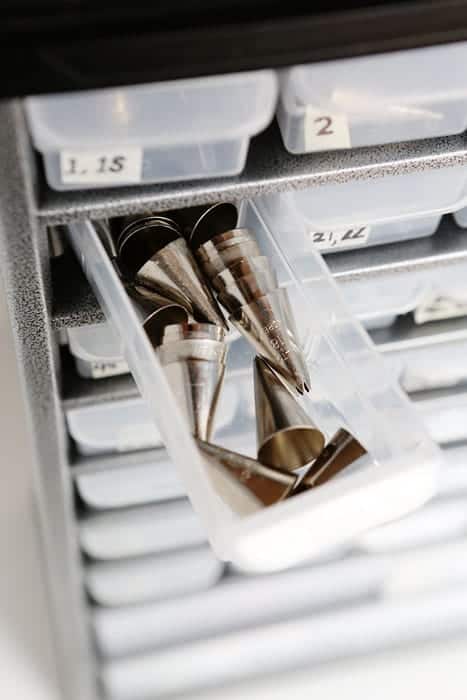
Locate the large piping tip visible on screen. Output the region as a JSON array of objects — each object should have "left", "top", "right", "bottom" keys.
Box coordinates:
[
  {"left": 299, "top": 428, "right": 367, "bottom": 489},
  {"left": 196, "top": 439, "right": 298, "bottom": 507},
  {"left": 157, "top": 323, "right": 227, "bottom": 441},
  {"left": 231, "top": 288, "right": 311, "bottom": 394},
  {"left": 254, "top": 357, "right": 325, "bottom": 471},
  {"left": 118, "top": 216, "right": 227, "bottom": 329},
  {"left": 189, "top": 202, "right": 239, "bottom": 250}
]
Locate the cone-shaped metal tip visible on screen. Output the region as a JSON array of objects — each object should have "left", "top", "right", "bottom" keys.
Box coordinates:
[
  {"left": 157, "top": 331, "right": 227, "bottom": 441},
  {"left": 189, "top": 203, "right": 239, "bottom": 249},
  {"left": 254, "top": 357, "right": 325, "bottom": 471},
  {"left": 196, "top": 236, "right": 261, "bottom": 280},
  {"left": 230, "top": 288, "right": 311, "bottom": 394},
  {"left": 136, "top": 238, "right": 227, "bottom": 329},
  {"left": 117, "top": 216, "right": 181, "bottom": 279},
  {"left": 196, "top": 439, "right": 298, "bottom": 506},
  {"left": 299, "top": 428, "right": 367, "bottom": 490}
]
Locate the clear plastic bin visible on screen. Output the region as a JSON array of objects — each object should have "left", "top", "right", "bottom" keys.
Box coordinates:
[
  {"left": 85, "top": 545, "right": 223, "bottom": 607},
  {"left": 79, "top": 500, "right": 207, "bottom": 560},
  {"left": 382, "top": 336, "right": 467, "bottom": 393},
  {"left": 255, "top": 187, "right": 454, "bottom": 253},
  {"left": 454, "top": 207, "right": 467, "bottom": 228},
  {"left": 66, "top": 202, "right": 440, "bottom": 573},
  {"left": 67, "top": 321, "right": 128, "bottom": 379},
  {"left": 25, "top": 71, "right": 277, "bottom": 190},
  {"left": 414, "top": 384, "right": 467, "bottom": 445},
  {"left": 66, "top": 398, "right": 163, "bottom": 457},
  {"left": 256, "top": 193, "right": 467, "bottom": 323},
  {"left": 277, "top": 42, "right": 467, "bottom": 153},
  {"left": 75, "top": 453, "right": 184, "bottom": 509},
  {"left": 67, "top": 380, "right": 240, "bottom": 457}
]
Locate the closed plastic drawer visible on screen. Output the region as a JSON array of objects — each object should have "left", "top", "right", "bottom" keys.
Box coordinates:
[
  {"left": 25, "top": 71, "right": 278, "bottom": 190},
  {"left": 256, "top": 178, "right": 464, "bottom": 251},
  {"left": 66, "top": 201, "right": 440, "bottom": 573},
  {"left": 67, "top": 322, "right": 129, "bottom": 379},
  {"left": 67, "top": 382, "right": 239, "bottom": 457},
  {"left": 414, "top": 384, "right": 467, "bottom": 445},
  {"left": 277, "top": 42, "right": 467, "bottom": 153},
  {"left": 383, "top": 336, "right": 467, "bottom": 393}
]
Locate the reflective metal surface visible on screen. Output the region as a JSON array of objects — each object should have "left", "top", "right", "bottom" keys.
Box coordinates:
[
  {"left": 157, "top": 324, "right": 227, "bottom": 440},
  {"left": 300, "top": 429, "right": 367, "bottom": 489},
  {"left": 197, "top": 439, "right": 298, "bottom": 506},
  {"left": 254, "top": 357, "right": 325, "bottom": 470}
]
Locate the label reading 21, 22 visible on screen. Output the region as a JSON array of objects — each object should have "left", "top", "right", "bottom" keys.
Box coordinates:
[{"left": 60, "top": 148, "right": 143, "bottom": 185}]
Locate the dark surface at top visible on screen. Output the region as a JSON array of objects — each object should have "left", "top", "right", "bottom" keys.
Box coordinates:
[{"left": 3, "top": 1, "right": 467, "bottom": 97}]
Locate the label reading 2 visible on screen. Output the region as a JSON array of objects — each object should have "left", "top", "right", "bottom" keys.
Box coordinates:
[
  {"left": 305, "top": 108, "right": 351, "bottom": 151},
  {"left": 60, "top": 147, "right": 142, "bottom": 185},
  {"left": 308, "top": 225, "right": 370, "bottom": 250}
]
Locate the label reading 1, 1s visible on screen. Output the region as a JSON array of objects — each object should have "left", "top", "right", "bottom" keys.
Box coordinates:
[
  {"left": 60, "top": 147, "right": 143, "bottom": 185},
  {"left": 305, "top": 108, "right": 351, "bottom": 151},
  {"left": 308, "top": 225, "right": 371, "bottom": 251}
]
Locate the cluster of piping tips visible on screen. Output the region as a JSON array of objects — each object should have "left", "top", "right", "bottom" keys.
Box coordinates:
[{"left": 109, "top": 203, "right": 366, "bottom": 511}]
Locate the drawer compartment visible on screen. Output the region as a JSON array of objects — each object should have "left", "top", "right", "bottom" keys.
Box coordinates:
[
  {"left": 278, "top": 42, "right": 467, "bottom": 153},
  {"left": 25, "top": 71, "right": 277, "bottom": 190},
  {"left": 65, "top": 201, "right": 440, "bottom": 572}
]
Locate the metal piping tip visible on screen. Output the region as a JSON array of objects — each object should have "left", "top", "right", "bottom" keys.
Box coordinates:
[
  {"left": 254, "top": 357, "right": 325, "bottom": 471},
  {"left": 210, "top": 255, "right": 272, "bottom": 292},
  {"left": 131, "top": 280, "right": 195, "bottom": 315},
  {"left": 230, "top": 288, "right": 311, "bottom": 394},
  {"left": 196, "top": 237, "right": 261, "bottom": 280},
  {"left": 196, "top": 439, "right": 299, "bottom": 506},
  {"left": 189, "top": 202, "right": 239, "bottom": 249},
  {"left": 117, "top": 216, "right": 182, "bottom": 278},
  {"left": 157, "top": 335, "right": 227, "bottom": 441},
  {"left": 158, "top": 337, "right": 227, "bottom": 365},
  {"left": 136, "top": 237, "right": 227, "bottom": 328},
  {"left": 299, "top": 429, "right": 367, "bottom": 490}
]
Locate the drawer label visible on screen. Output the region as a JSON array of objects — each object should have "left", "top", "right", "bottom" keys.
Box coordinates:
[
  {"left": 60, "top": 147, "right": 143, "bottom": 185},
  {"left": 88, "top": 359, "right": 129, "bottom": 379},
  {"left": 305, "top": 108, "right": 351, "bottom": 151},
  {"left": 414, "top": 293, "right": 467, "bottom": 324},
  {"left": 308, "top": 225, "right": 371, "bottom": 250}
]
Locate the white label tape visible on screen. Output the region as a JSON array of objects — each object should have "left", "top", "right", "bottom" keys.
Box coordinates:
[
  {"left": 304, "top": 108, "right": 351, "bottom": 151},
  {"left": 308, "top": 225, "right": 371, "bottom": 251},
  {"left": 60, "top": 147, "right": 143, "bottom": 185},
  {"left": 414, "top": 293, "right": 467, "bottom": 325},
  {"left": 89, "top": 359, "right": 129, "bottom": 379}
]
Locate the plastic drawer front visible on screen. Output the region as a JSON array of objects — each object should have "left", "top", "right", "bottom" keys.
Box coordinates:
[
  {"left": 66, "top": 380, "right": 240, "bottom": 456},
  {"left": 255, "top": 181, "right": 467, "bottom": 255},
  {"left": 25, "top": 71, "right": 277, "bottom": 190},
  {"left": 277, "top": 42, "right": 467, "bottom": 153}
]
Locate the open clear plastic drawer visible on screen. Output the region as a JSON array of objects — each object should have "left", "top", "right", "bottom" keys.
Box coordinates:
[
  {"left": 25, "top": 71, "right": 277, "bottom": 190},
  {"left": 65, "top": 201, "right": 440, "bottom": 572},
  {"left": 277, "top": 42, "right": 467, "bottom": 153},
  {"left": 255, "top": 176, "right": 466, "bottom": 253}
]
